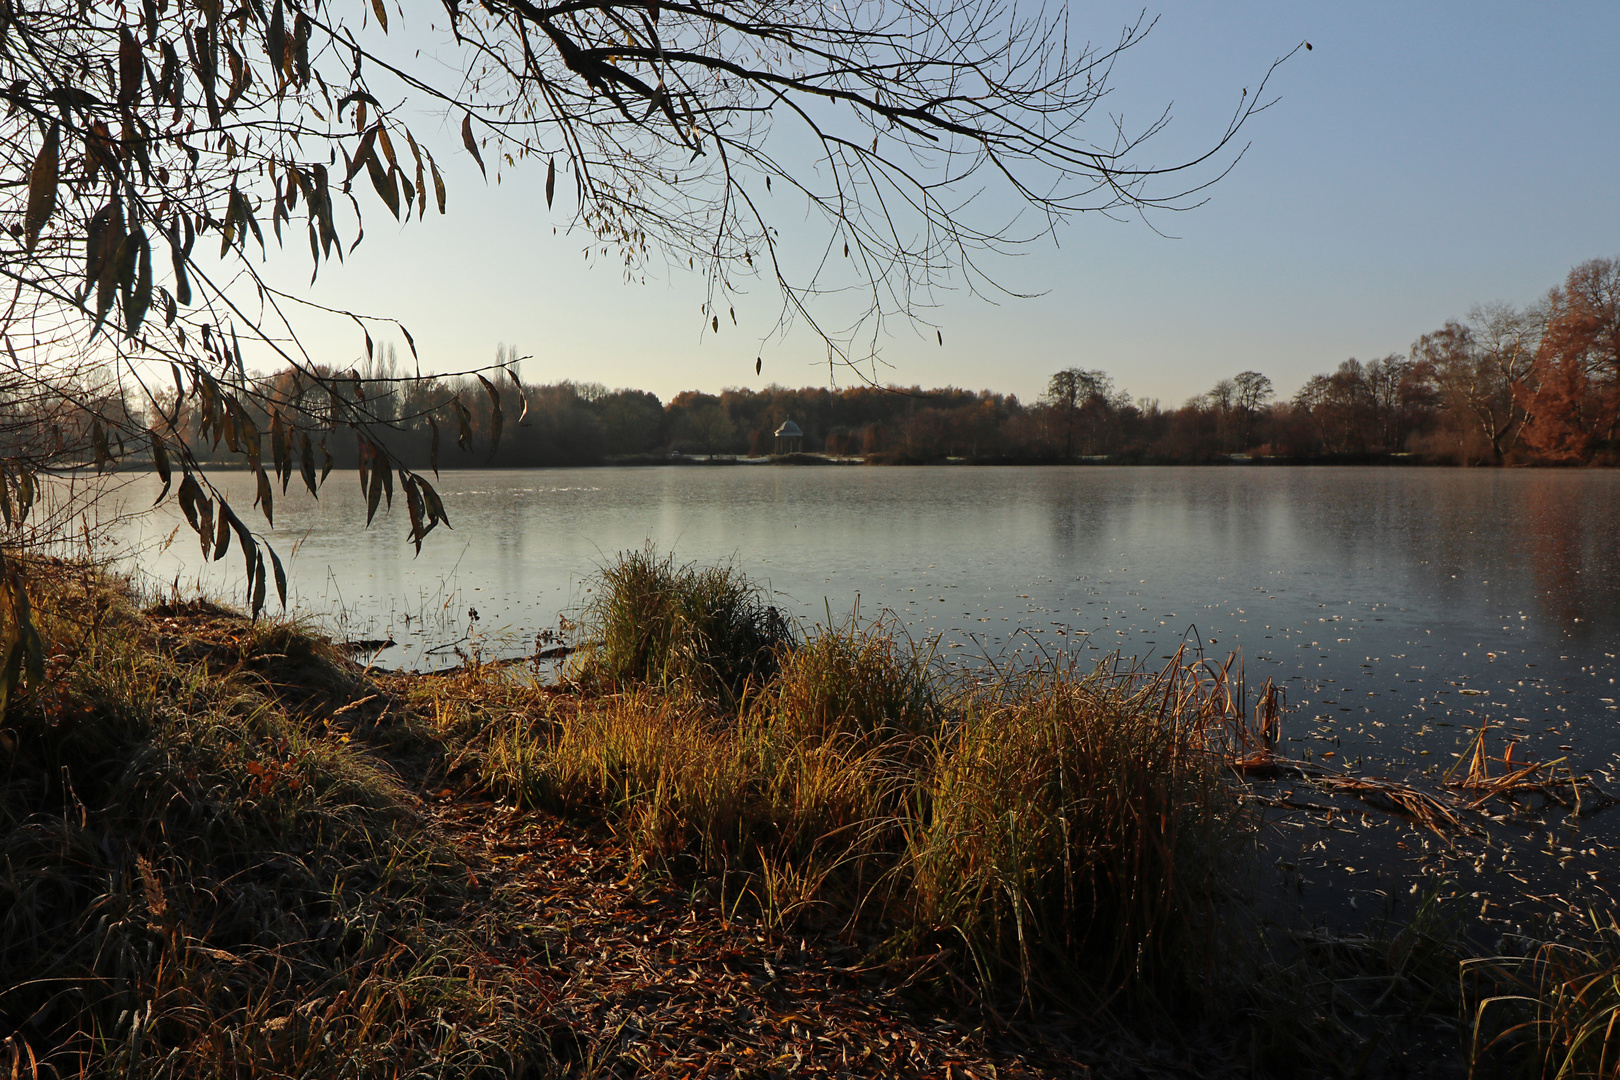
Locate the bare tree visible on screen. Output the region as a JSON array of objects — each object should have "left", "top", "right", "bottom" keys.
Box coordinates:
[
  {"left": 1043, "top": 367, "right": 1113, "bottom": 458},
  {"left": 1412, "top": 303, "right": 1540, "bottom": 463},
  {"left": 1230, "top": 369, "right": 1273, "bottom": 450}
]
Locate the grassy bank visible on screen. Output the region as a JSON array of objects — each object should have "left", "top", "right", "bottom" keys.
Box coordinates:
[
  {"left": 3, "top": 551, "right": 1616, "bottom": 1076},
  {"left": 0, "top": 560, "right": 549, "bottom": 1077}
]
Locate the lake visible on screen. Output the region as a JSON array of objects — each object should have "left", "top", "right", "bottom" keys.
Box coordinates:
[{"left": 95, "top": 463, "right": 1620, "bottom": 926}]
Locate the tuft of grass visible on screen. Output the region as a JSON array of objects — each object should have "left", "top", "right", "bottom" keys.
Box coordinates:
[
  {"left": 754, "top": 612, "right": 938, "bottom": 751},
  {"left": 900, "top": 660, "right": 1249, "bottom": 1005},
  {"left": 479, "top": 688, "right": 897, "bottom": 914},
  {"left": 1465, "top": 910, "right": 1620, "bottom": 1079},
  {"left": 0, "top": 558, "right": 549, "bottom": 1077},
  {"left": 569, "top": 546, "right": 794, "bottom": 705}
]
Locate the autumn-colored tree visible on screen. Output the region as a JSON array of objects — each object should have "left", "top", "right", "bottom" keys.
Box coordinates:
[
  {"left": 1565, "top": 258, "right": 1620, "bottom": 415},
  {"left": 1516, "top": 347, "right": 1592, "bottom": 463},
  {"left": 1516, "top": 259, "right": 1620, "bottom": 462}
]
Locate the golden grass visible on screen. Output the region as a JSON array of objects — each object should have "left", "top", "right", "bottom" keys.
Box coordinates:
[
  {"left": 0, "top": 558, "right": 549, "bottom": 1078},
  {"left": 902, "top": 663, "right": 1246, "bottom": 1003}
]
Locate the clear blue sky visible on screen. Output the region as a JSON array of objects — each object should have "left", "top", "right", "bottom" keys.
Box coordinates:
[{"left": 254, "top": 1, "right": 1620, "bottom": 408}]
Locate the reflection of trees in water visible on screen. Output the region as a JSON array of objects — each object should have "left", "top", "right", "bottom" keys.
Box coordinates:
[
  {"left": 1041, "top": 470, "right": 1295, "bottom": 575},
  {"left": 1520, "top": 474, "right": 1620, "bottom": 636},
  {"left": 1143, "top": 471, "right": 1620, "bottom": 636},
  {"left": 1039, "top": 471, "right": 1129, "bottom": 559}
]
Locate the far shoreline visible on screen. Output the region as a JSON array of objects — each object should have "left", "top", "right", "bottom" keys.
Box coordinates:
[{"left": 94, "top": 451, "right": 1616, "bottom": 474}]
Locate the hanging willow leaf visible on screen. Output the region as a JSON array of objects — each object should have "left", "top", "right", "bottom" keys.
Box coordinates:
[
  {"left": 405, "top": 128, "right": 427, "bottom": 218},
  {"left": 476, "top": 373, "right": 502, "bottom": 454},
  {"left": 178, "top": 474, "right": 204, "bottom": 534},
  {"left": 150, "top": 431, "right": 172, "bottom": 504},
  {"left": 430, "top": 157, "right": 446, "bottom": 213},
  {"left": 251, "top": 548, "right": 267, "bottom": 619},
  {"left": 418, "top": 476, "right": 449, "bottom": 531},
  {"left": 171, "top": 232, "right": 192, "bottom": 306},
  {"left": 86, "top": 201, "right": 122, "bottom": 299},
  {"left": 196, "top": 494, "right": 215, "bottom": 559},
  {"left": 461, "top": 113, "right": 485, "bottom": 178},
  {"left": 254, "top": 466, "right": 274, "bottom": 527},
  {"left": 428, "top": 413, "right": 440, "bottom": 475},
  {"left": 239, "top": 192, "right": 264, "bottom": 250},
  {"left": 546, "top": 155, "right": 555, "bottom": 208},
  {"left": 356, "top": 434, "right": 371, "bottom": 499},
  {"left": 293, "top": 11, "right": 311, "bottom": 83},
  {"left": 508, "top": 367, "right": 531, "bottom": 426},
  {"left": 237, "top": 408, "right": 261, "bottom": 467},
  {"left": 93, "top": 228, "right": 138, "bottom": 341},
  {"left": 117, "top": 27, "right": 144, "bottom": 105},
  {"left": 365, "top": 447, "right": 385, "bottom": 525},
  {"left": 270, "top": 410, "right": 289, "bottom": 491},
  {"left": 370, "top": 0, "right": 389, "bottom": 32},
  {"left": 268, "top": 0, "right": 287, "bottom": 77},
  {"left": 299, "top": 429, "right": 318, "bottom": 496},
  {"left": 366, "top": 151, "right": 400, "bottom": 218},
  {"left": 23, "top": 121, "right": 59, "bottom": 250},
  {"left": 268, "top": 545, "right": 287, "bottom": 609},
  {"left": 213, "top": 503, "right": 232, "bottom": 561},
  {"left": 345, "top": 124, "right": 378, "bottom": 183},
  {"left": 452, "top": 397, "right": 472, "bottom": 451},
  {"left": 123, "top": 227, "right": 153, "bottom": 340},
  {"left": 372, "top": 125, "right": 396, "bottom": 171},
  {"left": 403, "top": 472, "right": 425, "bottom": 553}
]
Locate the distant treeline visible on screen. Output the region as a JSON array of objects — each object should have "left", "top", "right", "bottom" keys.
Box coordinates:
[{"left": 61, "top": 255, "right": 1619, "bottom": 471}]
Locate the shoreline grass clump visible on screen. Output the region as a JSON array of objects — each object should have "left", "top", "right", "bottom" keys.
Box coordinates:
[
  {"left": 754, "top": 613, "right": 939, "bottom": 751},
  {"left": 0, "top": 557, "right": 548, "bottom": 1078},
  {"left": 570, "top": 546, "right": 794, "bottom": 705},
  {"left": 510, "top": 550, "right": 1256, "bottom": 1007},
  {"left": 901, "top": 662, "right": 1249, "bottom": 1004}
]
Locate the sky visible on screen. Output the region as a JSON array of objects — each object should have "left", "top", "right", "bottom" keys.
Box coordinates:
[{"left": 248, "top": 0, "right": 1620, "bottom": 408}]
